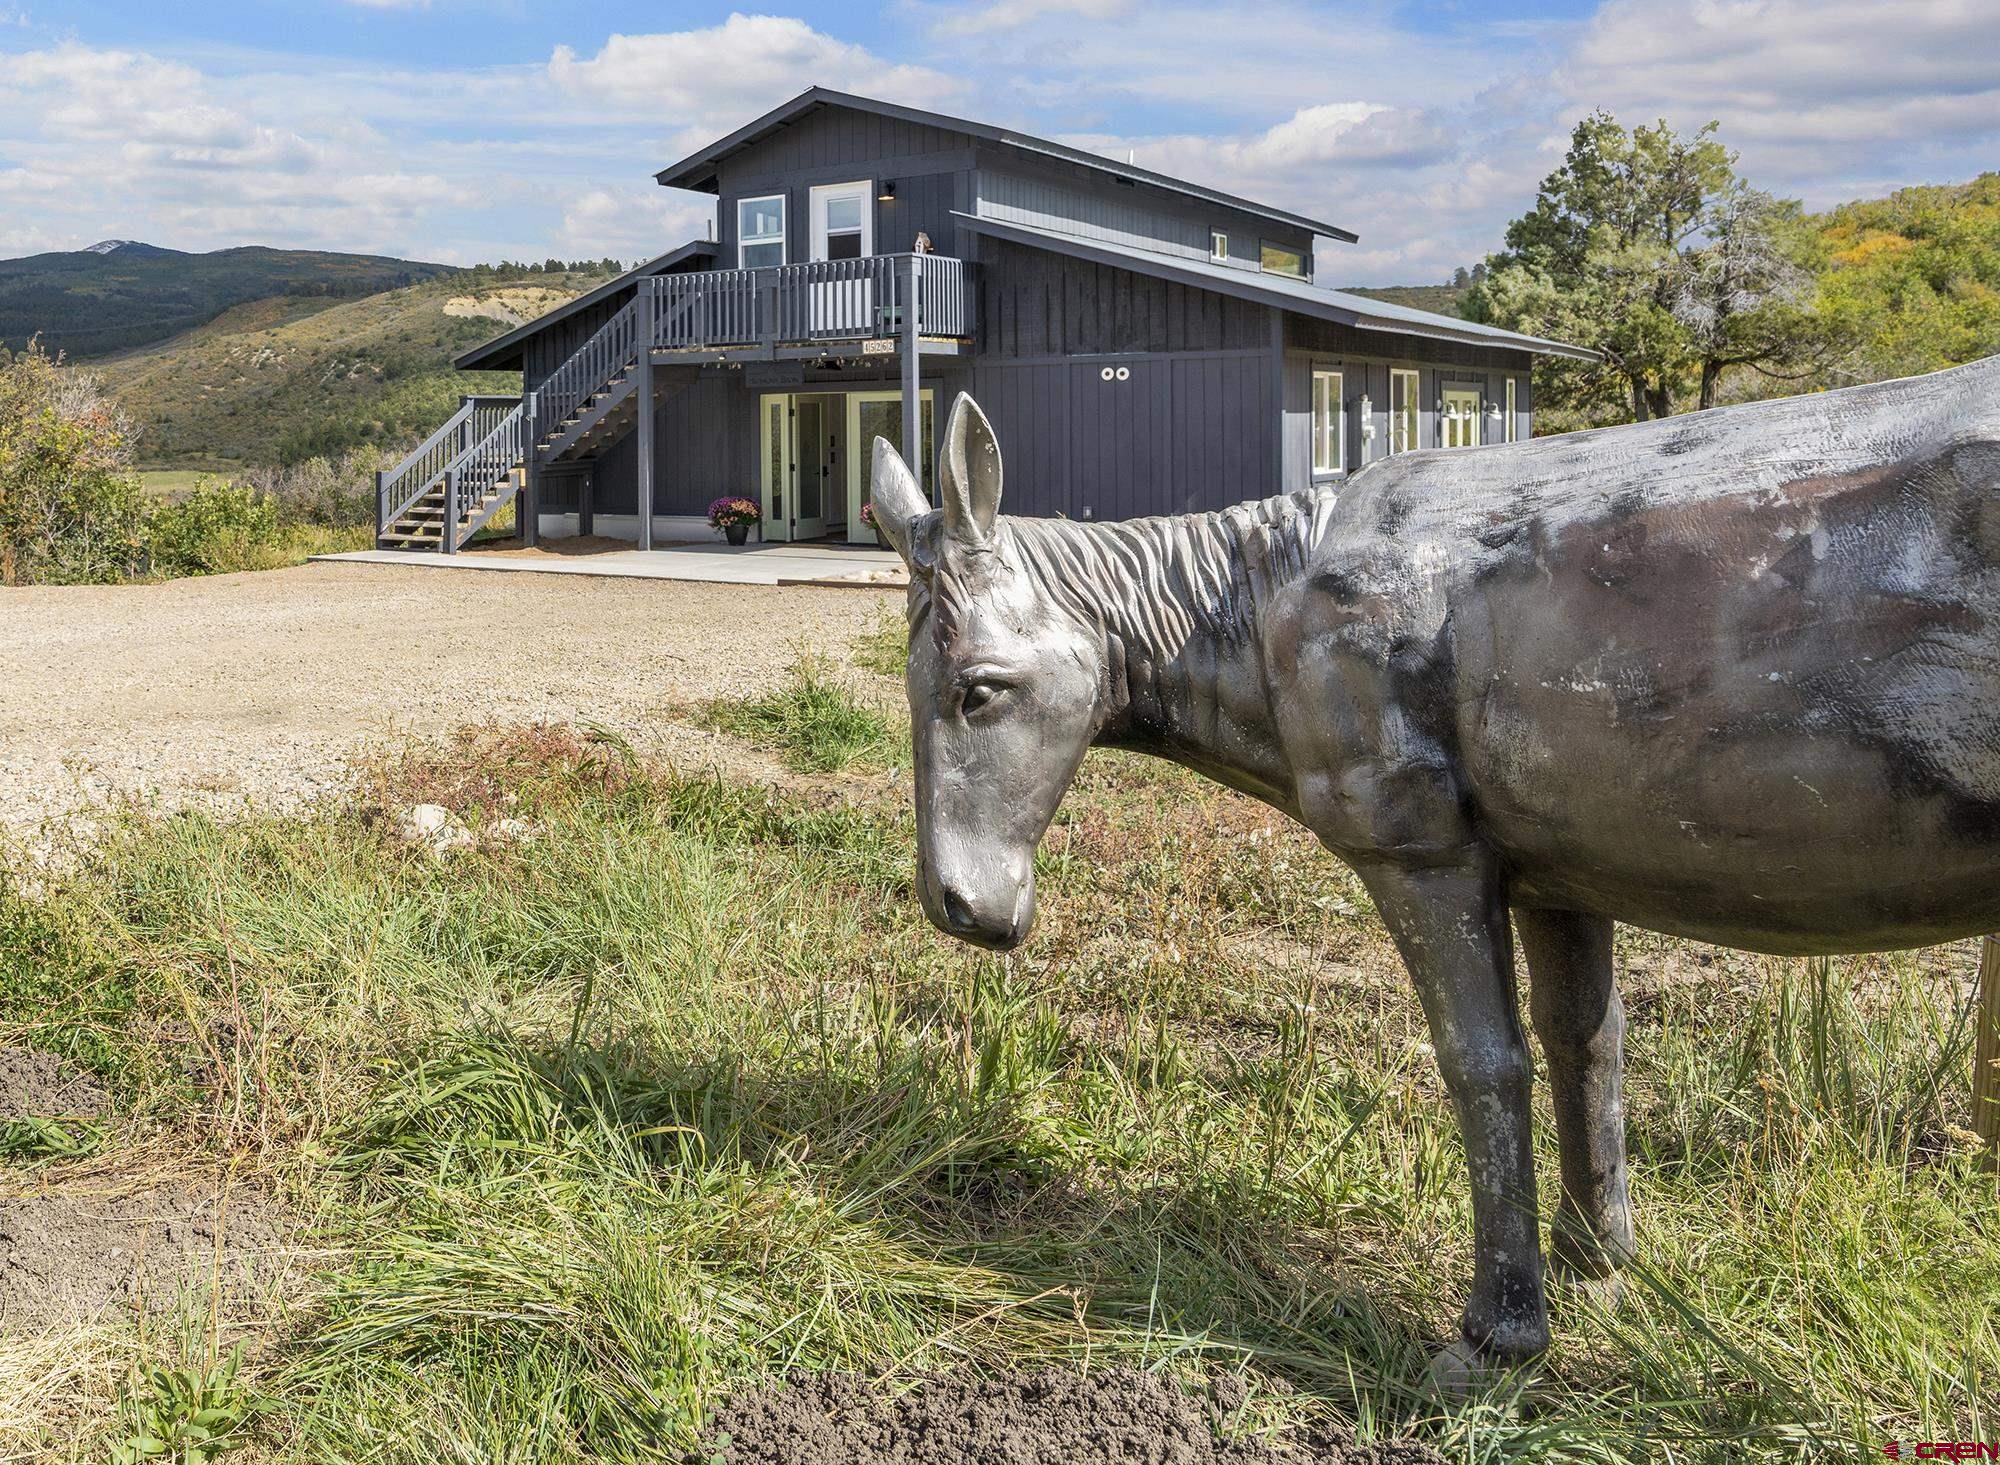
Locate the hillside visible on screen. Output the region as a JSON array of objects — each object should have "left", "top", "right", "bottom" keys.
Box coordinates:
[
  {"left": 1343, "top": 283, "right": 1468, "bottom": 317},
  {"left": 102, "top": 268, "right": 612, "bottom": 469},
  {"left": 1810, "top": 171, "right": 2000, "bottom": 383},
  {"left": 0, "top": 242, "right": 456, "bottom": 359}
]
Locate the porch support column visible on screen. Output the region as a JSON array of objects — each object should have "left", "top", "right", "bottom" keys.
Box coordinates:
[
  {"left": 520, "top": 390, "right": 540, "bottom": 548},
  {"left": 902, "top": 253, "right": 923, "bottom": 501},
  {"left": 636, "top": 277, "right": 657, "bottom": 552}
]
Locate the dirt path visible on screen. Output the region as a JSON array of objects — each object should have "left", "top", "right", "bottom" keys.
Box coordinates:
[{"left": 0, "top": 561, "right": 899, "bottom": 840}]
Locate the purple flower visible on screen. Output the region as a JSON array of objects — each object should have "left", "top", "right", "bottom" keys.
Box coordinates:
[{"left": 707, "top": 495, "right": 762, "bottom": 528}]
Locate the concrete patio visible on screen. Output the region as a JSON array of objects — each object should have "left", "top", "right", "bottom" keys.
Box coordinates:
[{"left": 315, "top": 539, "right": 906, "bottom": 588}]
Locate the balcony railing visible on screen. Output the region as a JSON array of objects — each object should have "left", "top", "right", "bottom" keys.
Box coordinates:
[{"left": 644, "top": 252, "right": 973, "bottom": 354}]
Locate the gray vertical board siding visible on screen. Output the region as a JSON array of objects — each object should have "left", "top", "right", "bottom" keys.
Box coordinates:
[
  {"left": 591, "top": 368, "right": 752, "bottom": 517},
  {"left": 978, "top": 239, "right": 1268, "bottom": 356},
  {"left": 971, "top": 348, "right": 1276, "bottom": 520},
  {"left": 975, "top": 165, "right": 1312, "bottom": 272}
]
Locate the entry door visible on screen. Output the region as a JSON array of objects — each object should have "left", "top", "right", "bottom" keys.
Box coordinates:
[
  {"left": 809, "top": 182, "right": 874, "bottom": 335},
  {"left": 759, "top": 393, "right": 838, "bottom": 541},
  {"left": 847, "top": 390, "right": 933, "bottom": 545},
  {"left": 1440, "top": 386, "right": 1483, "bottom": 449}
]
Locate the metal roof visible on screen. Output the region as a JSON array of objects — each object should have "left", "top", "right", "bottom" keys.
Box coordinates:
[
  {"left": 655, "top": 86, "right": 1360, "bottom": 246},
  {"left": 454, "top": 239, "right": 720, "bottom": 371},
  {"left": 956, "top": 212, "right": 1598, "bottom": 361}
]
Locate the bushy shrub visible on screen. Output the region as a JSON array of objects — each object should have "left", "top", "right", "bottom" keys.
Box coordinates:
[
  {"left": 240, "top": 446, "right": 386, "bottom": 530},
  {"left": 145, "top": 479, "right": 282, "bottom": 578},
  {"left": 0, "top": 340, "right": 147, "bottom": 585}
]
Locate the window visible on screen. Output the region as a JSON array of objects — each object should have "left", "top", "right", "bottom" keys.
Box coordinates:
[
  {"left": 811, "top": 182, "right": 871, "bottom": 262},
  {"left": 1505, "top": 377, "right": 1519, "bottom": 442},
  {"left": 1390, "top": 369, "right": 1419, "bottom": 454},
  {"left": 737, "top": 194, "right": 785, "bottom": 269},
  {"left": 1210, "top": 229, "right": 1228, "bottom": 262},
  {"left": 1440, "top": 386, "right": 1482, "bottom": 448},
  {"left": 1311, "top": 368, "right": 1344, "bottom": 475},
  {"left": 1260, "top": 241, "right": 1307, "bottom": 278}
]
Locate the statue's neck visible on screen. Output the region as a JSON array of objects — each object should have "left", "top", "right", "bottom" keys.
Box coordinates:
[{"left": 1006, "top": 496, "right": 1325, "bottom": 817}]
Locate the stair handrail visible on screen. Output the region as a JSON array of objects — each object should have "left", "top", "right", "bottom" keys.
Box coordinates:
[
  {"left": 533, "top": 297, "right": 645, "bottom": 451},
  {"left": 376, "top": 394, "right": 520, "bottom": 537},
  {"left": 443, "top": 400, "right": 527, "bottom": 553}
]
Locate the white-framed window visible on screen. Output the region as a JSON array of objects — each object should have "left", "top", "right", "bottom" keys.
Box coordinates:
[
  {"left": 810, "top": 181, "right": 871, "bottom": 262},
  {"left": 1505, "top": 377, "right": 1519, "bottom": 442},
  {"left": 1311, "top": 368, "right": 1344, "bottom": 475},
  {"left": 737, "top": 194, "right": 786, "bottom": 269},
  {"left": 1261, "top": 241, "right": 1307, "bottom": 278},
  {"left": 1210, "top": 229, "right": 1228, "bottom": 262},
  {"left": 1390, "top": 368, "right": 1420, "bottom": 454}
]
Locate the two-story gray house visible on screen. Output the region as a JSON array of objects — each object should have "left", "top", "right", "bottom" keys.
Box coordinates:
[{"left": 375, "top": 87, "right": 1589, "bottom": 552}]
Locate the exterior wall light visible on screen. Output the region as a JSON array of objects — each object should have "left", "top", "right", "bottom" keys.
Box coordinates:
[{"left": 878, "top": 180, "right": 896, "bottom": 201}]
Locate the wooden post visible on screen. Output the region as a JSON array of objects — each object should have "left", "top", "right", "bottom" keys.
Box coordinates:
[
  {"left": 374, "top": 469, "right": 387, "bottom": 546},
  {"left": 442, "top": 467, "right": 459, "bottom": 555},
  {"left": 1976, "top": 935, "right": 2000, "bottom": 1171},
  {"left": 636, "top": 280, "right": 656, "bottom": 553},
  {"left": 902, "top": 253, "right": 922, "bottom": 500},
  {"left": 520, "top": 391, "right": 539, "bottom": 548}
]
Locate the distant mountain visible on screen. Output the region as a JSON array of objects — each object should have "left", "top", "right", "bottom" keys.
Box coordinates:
[
  {"left": 101, "top": 266, "right": 615, "bottom": 470},
  {"left": 0, "top": 243, "right": 457, "bottom": 359},
  {"left": 1343, "top": 283, "right": 1468, "bottom": 317}
]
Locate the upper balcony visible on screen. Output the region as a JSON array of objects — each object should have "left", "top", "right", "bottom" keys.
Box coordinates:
[{"left": 645, "top": 251, "right": 974, "bottom": 360}]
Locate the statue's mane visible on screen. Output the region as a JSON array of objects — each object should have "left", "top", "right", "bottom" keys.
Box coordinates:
[{"left": 917, "top": 490, "right": 1330, "bottom": 659}]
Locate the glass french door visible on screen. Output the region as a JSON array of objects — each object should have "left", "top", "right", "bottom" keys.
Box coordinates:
[
  {"left": 846, "top": 390, "right": 934, "bottom": 545},
  {"left": 758, "top": 393, "right": 831, "bottom": 542},
  {"left": 1440, "top": 386, "right": 1483, "bottom": 449}
]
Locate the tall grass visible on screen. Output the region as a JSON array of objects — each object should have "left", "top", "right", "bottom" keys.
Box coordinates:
[
  {"left": 0, "top": 725, "right": 1993, "bottom": 1460},
  {"left": 697, "top": 655, "right": 897, "bottom": 772}
]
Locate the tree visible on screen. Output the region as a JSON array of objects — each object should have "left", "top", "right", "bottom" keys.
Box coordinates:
[
  {"left": 1464, "top": 112, "right": 1818, "bottom": 426},
  {"left": 1672, "top": 184, "right": 1831, "bottom": 408}
]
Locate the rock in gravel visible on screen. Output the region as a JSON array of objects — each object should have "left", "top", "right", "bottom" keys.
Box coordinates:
[
  {"left": 399, "top": 803, "right": 472, "bottom": 852},
  {"left": 700, "top": 1367, "right": 1446, "bottom": 1465}
]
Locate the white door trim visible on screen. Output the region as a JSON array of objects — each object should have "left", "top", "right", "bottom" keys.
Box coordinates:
[{"left": 808, "top": 180, "right": 873, "bottom": 262}]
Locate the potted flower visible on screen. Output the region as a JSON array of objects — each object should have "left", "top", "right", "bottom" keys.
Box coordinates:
[
  {"left": 707, "top": 495, "right": 761, "bottom": 546},
  {"left": 859, "top": 500, "right": 887, "bottom": 547}
]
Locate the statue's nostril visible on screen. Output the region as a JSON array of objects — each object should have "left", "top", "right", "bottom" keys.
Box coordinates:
[{"left": 939, "top": 887, "right": 976, "bottom": 933}]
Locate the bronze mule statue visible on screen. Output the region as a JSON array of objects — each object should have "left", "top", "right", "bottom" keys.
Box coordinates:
[{"left": 867, "top": 359, "right": 2000, "bottom": 1376}]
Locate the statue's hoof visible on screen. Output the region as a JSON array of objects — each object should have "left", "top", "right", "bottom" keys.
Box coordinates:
[
  {"left": 1424, "top": 1338, "right": 1537, "bottom": 1401},
  {"left": 1550, "top": 1269, "right": 1628, "bottom": 1314}
]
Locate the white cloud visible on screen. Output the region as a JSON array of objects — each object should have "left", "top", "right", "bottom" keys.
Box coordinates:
[
  {"left": 930, "top": 0, "right": 1135, "bottom": 38},
  {"left": 549, "top": 14, "right": 960, "bottom": 119},
  {"left": 1563, "top": 0, "right": 2000, "bottom": 201},
  {"left": 552, "top": 186, "right": 714, "bottom": 262}
]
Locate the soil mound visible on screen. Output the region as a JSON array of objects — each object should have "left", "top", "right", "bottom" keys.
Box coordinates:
[
  {"left": 0, "top": 1180, "right": 288, "bottom": 1331},
  {"left": 0, "top": 1046, "right": 110, "bottom": 1120},
  {"left": 702, "top": 1367, "right": 1445, "bottom": 1465}
]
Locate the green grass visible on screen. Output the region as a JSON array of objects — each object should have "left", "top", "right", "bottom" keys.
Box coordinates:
[
  {"left": 852, "top": 605, "right": 910, "bottom": 678},
  {"left": 698, "top": 654, "right": 898, "bottom": 772},
  {"left": 0, "top": 722, "right": 1994, "bottom": 1460}
]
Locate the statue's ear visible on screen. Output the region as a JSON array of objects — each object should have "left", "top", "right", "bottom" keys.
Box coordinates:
[
  {"left": 869, "top": 436, "right": 927, "bottom": 565},
  {"left": 939, "top": 393, "right": 1001, "bottom": 548}
]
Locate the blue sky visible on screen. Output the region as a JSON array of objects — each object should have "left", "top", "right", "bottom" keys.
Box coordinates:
[{"left": 1, "top": 1, "right": 1994, "bottom": 284}]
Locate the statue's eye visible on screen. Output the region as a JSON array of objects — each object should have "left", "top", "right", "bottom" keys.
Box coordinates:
[{"left": 961, "top": 681, "right": 1000, "bottom": 716}]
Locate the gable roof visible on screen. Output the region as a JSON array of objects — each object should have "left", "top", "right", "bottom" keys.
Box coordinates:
[
  {"left": 957, "top": 212, "right": 1595, "bottom": 360},
  {"left": 655, "top": 86, "right": 1360, "bottom": 246},
  {"left": 454, "top": 239, "right": 719, "bottom": 371}
]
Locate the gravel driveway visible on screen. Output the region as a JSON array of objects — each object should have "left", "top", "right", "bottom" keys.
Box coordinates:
[{"left": 1, "top": 562, "right": 901, "bottom": 841}]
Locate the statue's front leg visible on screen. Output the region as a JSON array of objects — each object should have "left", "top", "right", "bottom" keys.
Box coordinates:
[{"left": 1358, "top": 856, "right": 1550, "bottom": 1368}]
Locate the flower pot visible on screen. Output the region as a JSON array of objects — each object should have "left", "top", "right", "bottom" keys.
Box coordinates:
[{"left": 725, "top": 523, "right": 749, "bottom": 546}]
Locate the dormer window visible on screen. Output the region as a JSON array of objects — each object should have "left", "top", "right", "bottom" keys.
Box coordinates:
[
  {"left": 738, "top": 194, "right": 786, "bottom": 269},
  {"left": 1210, "top": 229, "right": 1228, "bottom": 262},
  {"left": 1260, "top": 241, "right": 1307, "bottom": 279}
]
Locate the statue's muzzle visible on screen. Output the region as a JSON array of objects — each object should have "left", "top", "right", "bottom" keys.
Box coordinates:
[{"left": 918, "top": 846, "right": 1036, "bottom": 951}]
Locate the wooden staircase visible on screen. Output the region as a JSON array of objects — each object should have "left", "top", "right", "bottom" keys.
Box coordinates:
[{"left": 378, "top": 469, "right": 521, "bottom": 548}]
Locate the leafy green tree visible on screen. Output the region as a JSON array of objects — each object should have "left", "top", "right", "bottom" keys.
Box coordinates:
[{"left": 1466, "top": 113, "right": 1822, "bottom": 426}]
